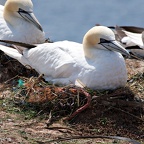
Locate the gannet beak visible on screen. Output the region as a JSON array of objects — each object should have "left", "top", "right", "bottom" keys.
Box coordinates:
[
  {"left": 18, "top": 8, "right": 43, "bottom": 31},
  {"left": 99, "top": 38, "right": 130, "bottom": 56}
]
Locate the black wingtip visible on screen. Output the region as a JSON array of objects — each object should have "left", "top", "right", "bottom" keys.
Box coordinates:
[{"left": 0, "top": 40, "right": 36, "bottom": 49}]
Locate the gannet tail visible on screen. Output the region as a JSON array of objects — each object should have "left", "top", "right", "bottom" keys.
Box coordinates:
[{"left": 0, "top": 44, "right": 30, "bottom": 66}]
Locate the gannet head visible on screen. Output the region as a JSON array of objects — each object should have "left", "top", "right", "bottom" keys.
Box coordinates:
[
  {"left": 83, "top": 26, "right": 130, "bottom": 58},
  {"left": 4, "top": 0, "right": 43, "bottom": 31}
]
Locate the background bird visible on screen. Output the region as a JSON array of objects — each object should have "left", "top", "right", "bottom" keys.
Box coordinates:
[
  {"left": 109, "top": 25, "right": 144, "bottom": 59},
  {"left": 0, "top": 0, "right": 45, "bottom": 44},
  {"left": 0, "top": 0, "right": 46, "bottom": 82}
]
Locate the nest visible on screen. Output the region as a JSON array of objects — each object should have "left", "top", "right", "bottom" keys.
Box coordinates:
[
  {"left": 0, "top": 51, "right": 38, "bottom": 83},
  {"left": 0, "top": 52, "right": 144, "bottom": 141}
]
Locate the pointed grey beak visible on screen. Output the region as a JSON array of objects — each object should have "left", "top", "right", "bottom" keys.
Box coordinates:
[
  {"left": 100, "top": 39, "right": 130, "bottom": 56},
  {"left": 18, "top": 8, "right": 43, "bottom": 31}
]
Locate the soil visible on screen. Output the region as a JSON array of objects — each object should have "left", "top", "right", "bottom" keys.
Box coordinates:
[{"left": 0, "top": 54, "right": 144, "bottom": 144}]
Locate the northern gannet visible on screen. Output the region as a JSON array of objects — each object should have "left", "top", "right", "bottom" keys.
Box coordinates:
[
  {"left": 0, "top": 26, "right": 129, "bottom": 90},
  {"left": 0, "top": 0, "right": 45, "bottom": 44}
]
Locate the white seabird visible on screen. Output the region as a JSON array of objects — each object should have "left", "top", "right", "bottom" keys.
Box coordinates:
[
  {"left": 0, "top": 0, "right": 45, "bottom": 44},
  {"left": 109, "top": 26, "right": 144, "bottom": 58},
  {"left": 0, "top": 26, "right": 129, "bottom": 90}
]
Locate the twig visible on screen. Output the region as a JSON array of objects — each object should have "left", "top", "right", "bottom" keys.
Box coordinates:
[
  {"left": 37, "top": 135, "right": 141, "bottom": 144},
  {"left": 4, "top": 75, "right": 19, "bottom": 84},
  {"left": 111, "top": 106, "right": 144, "bottom": 122},
  {"left": 64, "top": 88, "right": 91, "bottom": 121}
]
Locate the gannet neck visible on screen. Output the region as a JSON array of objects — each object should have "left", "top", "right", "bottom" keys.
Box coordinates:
[
  {"left": 3, "top": 10, "right": 17, "bottom": 26},
  {"left": 4, "top": 0, "right": 33, "bottom": 26},
  {"left": 83, "top": 29, "right": 99, "bottom": 58}
]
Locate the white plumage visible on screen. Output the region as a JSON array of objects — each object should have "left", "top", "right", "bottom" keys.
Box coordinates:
[
  {"left": 0, "top": 26, "right": 129, "bottom": 90},
  {"left": 109, "top": 26, "right": 144, "bottom": 58},
  {"left": 121, "top": 31, "right": 144, "bottom": 58},
  {"left": 0, "top": 0, "right": 45, "bottom": 44},
  {"left": 121, "top": 30, "right": 144, "bottom": 48}
]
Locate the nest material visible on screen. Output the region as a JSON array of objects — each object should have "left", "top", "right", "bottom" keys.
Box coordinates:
[
  {"left": 13, "top": 76, "right": 90, "bottom": 120},
  {"left": 9, "top": 75, "right": 143, "bottom": 122},
  {"left": 0, "top": 51, "right": 38, "bottom": 83}
]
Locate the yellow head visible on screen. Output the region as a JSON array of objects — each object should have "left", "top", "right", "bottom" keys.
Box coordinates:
[
  {"left": 4, "top": 0, "right": 43, "bottom": 31},
  {"left": 83, "top": 26, "right": 114, "bottom": 48},
  {"left": 4, "top": 0, "right": 33, "bottom": 15},
  {"left": 83, "top": 26, "right": 129, "bottom": 58}
]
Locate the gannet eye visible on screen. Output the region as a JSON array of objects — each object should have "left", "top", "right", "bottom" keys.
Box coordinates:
[
  {"left": 18, "top": 8, "right": 32, "bottom": 14},
  {"left": 99, "top": 38, "right": 111, "bottom": 44}
]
